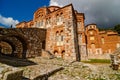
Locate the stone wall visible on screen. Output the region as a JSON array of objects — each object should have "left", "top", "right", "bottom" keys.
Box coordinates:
[
  {"left": 85, "top": 24, "right": 120, "bottom": 59},
  {"left": 0, "top": 65, "right": 23, "bottom": 80},
  {"left": 31, "top": 67, "right": 63, "bottom": 80},
  {"left": 0, "top": 28, "right": 46, "bottom": 58},
  {"left": 3, "top": 69, "right": 23, "bottom": 80}
]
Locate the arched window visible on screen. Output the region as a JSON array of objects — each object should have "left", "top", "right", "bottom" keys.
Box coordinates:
[
  {"left": 56, "top": 13, "right": 63, "bottom": 25},
  {"left": 56, "top": 31, "right": 59, "bottom": 41},
  {"left": 79, "top": 34, "right": 82, "bottom": 44},
  {"left": 59, "top": 13, "right": 63, "bottom": 22},
  {"left": 46, "top": 17, "right": 51, "bottom": 25},
  {"left": 56, "top": 30, "right": 64, "bottom": 46},
  {"left": 46, "top": 17, "right": 51, "bottom": 28},
  {"left": 39, "top": 20, "right": 43, "bottom": 27},
  {"left": 77, "top": 22, "right": 81, "bottom": 27},
  {"left": 36, "top": 22, "right": 39, "bottom": 27},
  {"left": 60, "top": 30, "right": 64, "bottom": 41},
  {"left": 56, "top": 14, "right": 59, "bottom": 23}
]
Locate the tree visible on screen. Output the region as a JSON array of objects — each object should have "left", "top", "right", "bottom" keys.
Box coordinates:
[{"left": 114, "top": 24, "right": 120, "bottom": 34}]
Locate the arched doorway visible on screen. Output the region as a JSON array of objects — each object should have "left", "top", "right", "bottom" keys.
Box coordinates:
[
  {"left": 61, "top": 50, "right": 65, "bottom": 59},
  {"left": 54, "top": 50, "right": 58, "bottom": 57}
]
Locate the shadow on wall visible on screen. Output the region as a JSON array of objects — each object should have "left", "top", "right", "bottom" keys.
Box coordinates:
[{"left": 0, "top": 55, "right": 37, "bottom": 67}]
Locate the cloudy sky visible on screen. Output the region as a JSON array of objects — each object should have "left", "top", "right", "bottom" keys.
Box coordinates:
[{"left": 0, "top": 0, "right": 120, "bottom": 28}]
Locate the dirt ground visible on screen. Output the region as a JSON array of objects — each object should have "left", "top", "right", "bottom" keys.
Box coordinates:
[{"left": 0, "top": 56, "right": 120, "bottom": 80}]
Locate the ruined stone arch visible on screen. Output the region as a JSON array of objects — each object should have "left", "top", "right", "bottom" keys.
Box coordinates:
[
  {"left": 0, "top": 33, "right": 29, "bottom": 58},
  {"left": 0, "top": 38, "right": 16, "bottom": 56}
]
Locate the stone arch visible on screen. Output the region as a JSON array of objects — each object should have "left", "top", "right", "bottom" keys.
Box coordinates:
[
  {"left": 0, "top": 37, "right": 18, "bottom": 57},
  {"left": 0, "top": 38, "right": 16, "bottom": 56},
  {"left": 0, "top": 33, "right": 29, "bottom": 58}
]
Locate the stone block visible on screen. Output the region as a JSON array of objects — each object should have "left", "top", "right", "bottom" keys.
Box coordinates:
[{"left": 3, "top": 69, "right": 23, "bottom": 80}]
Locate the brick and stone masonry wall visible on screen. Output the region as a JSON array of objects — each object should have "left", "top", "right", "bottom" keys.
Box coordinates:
[
  {"left": 0, "top": 28, "right": 46, "bottom": 58},
  {"left": 45, "top": 5, "right": 79, "bottom": 61}
]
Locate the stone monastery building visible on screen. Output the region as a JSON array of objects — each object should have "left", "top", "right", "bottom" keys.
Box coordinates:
[{"left": 16, "top": 4, "right": 120, "bottom": 60}]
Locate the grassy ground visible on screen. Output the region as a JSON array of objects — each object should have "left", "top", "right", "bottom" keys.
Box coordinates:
[{"left": 82, "top": 59, "right": 111, "bottom": 63}]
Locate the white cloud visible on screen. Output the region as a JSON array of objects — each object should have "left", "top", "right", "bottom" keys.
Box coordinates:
[
  {"left": 49, "top": 0, "right": 120, "bottom": 28},
  {"left": 0, "top": 14, "right": 19, "bottom": 28},
  {"left": 49, "top": 0, "right": 63, "bottom": 7}
]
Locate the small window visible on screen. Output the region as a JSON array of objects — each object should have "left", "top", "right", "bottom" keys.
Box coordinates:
[
  {"left": 89, "top": 31, "right": 93, "bottom": 35},
  {"left": 56, "top": 13, "right": 63, "bottom": 25},
  {"left": 90, "top": 36, "right": 95, "bottom": 40},
  {"left": 61, "top": 35, "right": 64, "bottom": 41},
  {"left": 77, "top": 22, "right": 81, "bottom": 27},
  {"left": 91, "top": 43, "right": 95, "bottom": 48},
  {"left": 60, "top": 30, "right": 64, "bottom": 41},
  {"left": 39, "top": 21, "right": 43, "bottom": 27},
  {"left": 92, "top": 26, "right": 94, "bottom": 28},
  {"left": 90, "top": 26, "right": 92, "bottom": 28},
  {"left": 36, "top": 22, "right": 39, "bottom": 27},
  {"left": 56, "top": 16, "right": 59, "bottom": 22},
  {"left": 56, "top": 30, "right": 64, "bottom": 46},
  {"left": 46, "top": 17, "right": 51, "bottom": 25},
  {"left": 101, "top": 37, "right": 105, "bottom": 44},
  {"left": 116, "top": 43, "right": 120, "bottom": 48},
  {"left": 79, "top": 34, "right": 82, "bottom": 44},
  {"left": 56, "top": 31, "right": 59, "bottom": 41}
]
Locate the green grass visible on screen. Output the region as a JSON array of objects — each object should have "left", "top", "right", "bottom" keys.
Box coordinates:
[{"left": 82, "top": 59, "right": 111, "bottom": 63}]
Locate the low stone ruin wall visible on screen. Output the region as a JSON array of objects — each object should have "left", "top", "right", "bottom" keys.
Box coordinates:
[
  {"left": 30, "top": 67, "right": 64, "bottom": 80},
  {"left": 0, "top": 67, "right": 23, "bottom": 80}
]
